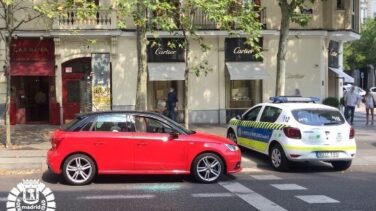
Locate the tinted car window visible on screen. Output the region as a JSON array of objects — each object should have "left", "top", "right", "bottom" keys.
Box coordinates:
[
  {"left": 93, "top": 114, "right": 134, "bottom": 132},
  {"left": 134, "top": 116, "right": 173, "bottom": 133},
  {"left": 260, "top": 106, "right": 282, "bottom": 123},
  {"left": 292, "top": 109, "right": 345, "bottom": 126},
  {"left": 243, "top": 106, "right": 262, "bottom": 121},
  {"left": 61, "top": 116, "right": 86, "bottom": 131}
]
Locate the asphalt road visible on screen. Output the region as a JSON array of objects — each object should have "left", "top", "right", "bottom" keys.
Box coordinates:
[{"left": 1, "top": 126, "right": 376, "bottom": 211}]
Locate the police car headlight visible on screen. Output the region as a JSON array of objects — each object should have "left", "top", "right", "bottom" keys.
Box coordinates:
[{"left": 225, "top": 144, "right": 239, "bottom": 151}]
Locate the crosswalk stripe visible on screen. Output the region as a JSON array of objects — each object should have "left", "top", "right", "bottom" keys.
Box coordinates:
[
  {"left": 241, "top": 167, "right": 263, "bottom": 173},
  {"left": 77, "top": 194, "right": 155, "bottom": 200},
  {"left": 271, "top": 184, "right": 307, "bottom": 190},
  {"left": 191, "top": 193, "right": 234, "bottom": 198},
  {"left": 219, "top": 181, "right": 287, "bottom": 211},
  {"left": 295, "top": 195, "right": 339, "bottom": 204},
  {"left": 251, "top": 175, "right": 282, "bottom": 180}
]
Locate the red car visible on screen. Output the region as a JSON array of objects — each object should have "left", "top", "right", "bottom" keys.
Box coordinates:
[{"left": 47, "top": 112, "right": 242, "bottom": 185}]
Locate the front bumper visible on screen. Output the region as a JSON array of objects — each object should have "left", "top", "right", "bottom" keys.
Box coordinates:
[{"left": 225, "top": 150, "right": 242, "bottom": 174}]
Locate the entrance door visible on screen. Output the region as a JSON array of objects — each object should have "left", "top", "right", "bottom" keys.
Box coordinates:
[{"left": 62, "top": 58, "right": 91, "bottom": 123}]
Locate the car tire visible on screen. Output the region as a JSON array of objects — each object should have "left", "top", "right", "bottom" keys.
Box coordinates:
[
  {"left": 269, "top": 144, "right": 290, "bottom": 171},
  {"left": 191, "top": 153, "right": 224, "bottom": 183},
  {"left": 227, "top": 130, "right": 238, "bottom": 144},
  {"left": 331, "top": 161, "right": 352, "bottom": 171},
  {"left": 62, "top": 154, "right": 96, "bottom": 186}
]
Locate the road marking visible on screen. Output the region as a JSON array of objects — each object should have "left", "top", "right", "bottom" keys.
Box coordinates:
[
  {"left": 78, "top": 194, "right": 155, "bottom": 200},
  {"left": 241, "top": 167, "right": 263, "bottom": 173},
  {"left": 271, "top": 184, "right": 307, "bottom": 190},
  {"left": 296, "top": 195, "right": 340, "bottom": 204},
  {"left": 191, "top": 193, "right": 234, "bottom": 198},
  {"left": 0, "top": 197, "right": 7, "bottom": 202},
  {"left": 251, "top": 175, "right": 282, "bottom": 180},
  {"left": 219, "top": 181, "right": 287, "bottom": 211}
]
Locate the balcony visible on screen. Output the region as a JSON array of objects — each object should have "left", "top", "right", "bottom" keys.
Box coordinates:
[{"left": 53, "top": 9, "right": 117, "bottom": 30}]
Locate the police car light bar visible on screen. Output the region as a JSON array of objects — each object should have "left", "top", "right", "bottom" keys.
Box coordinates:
[{"left": 270, "top": 96, "right": 320, "bottom": 103}]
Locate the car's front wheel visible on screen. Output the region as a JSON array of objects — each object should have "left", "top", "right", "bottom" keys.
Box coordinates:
[
  {"left": 62, "top": 154, "right": 96, "bottom": 185},
  {"left": 331, "top": 161, "right": 352, "bottom": 171},
  {"left": 269, "top": 144, "right": 290, "bottom": 171},
  {"left": 192, "top": 153, "right": 224, "bottom": 183},
  {"left": 227, "top": 130, "right": 237, "bottom": 144}
]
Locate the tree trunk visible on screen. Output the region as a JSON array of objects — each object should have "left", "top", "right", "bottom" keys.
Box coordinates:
[
  {"left": 135, "top": 3, "right": 147, "bottom": 111},
  {"left": 184, "top": 37, "right": 190, "bottom": 129},
  {"left": 5, "top": 38, "right": 11, "bottom": 147},
  {"left": 276, "top": 0, "right": 290, "bottom": 96}
]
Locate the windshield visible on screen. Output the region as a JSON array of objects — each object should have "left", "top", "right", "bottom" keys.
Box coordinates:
[{"left": 291, "top": 109, "right": 345, "bottom": 126}]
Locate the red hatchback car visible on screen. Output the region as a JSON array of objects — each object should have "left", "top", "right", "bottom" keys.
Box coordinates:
[{"left": 47, "top": 112, "right": 242, "bottom": 185}]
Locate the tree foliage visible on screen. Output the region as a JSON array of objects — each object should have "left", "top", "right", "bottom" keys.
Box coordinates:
[{"left": 344, "top": 19, "right": 376, "bottom": 70}]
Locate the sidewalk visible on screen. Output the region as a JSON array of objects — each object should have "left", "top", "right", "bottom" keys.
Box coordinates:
[{"left": 0, "top": 107, "right": 375, "bottom": 173}]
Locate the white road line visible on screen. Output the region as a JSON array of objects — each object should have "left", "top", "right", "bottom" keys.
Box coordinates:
[
  {"left": 0, "top": 197, "right": 7, "bottom": 202},
  {"left": 271, "top": 184, "right": 307, "bottom": 191},
  {"left": 251, "top": 175, "right": 282, "bottom": 180},
  {"left": 191, "top": 193, "right": 234, "bottom": 198},
  {"left": 295, "top": 195, "right": 340, "bottom": 204},
  {"left": 241, "top": 167, "right": 263, "bottom": 173},
  {"left": 78, "top": 194, "right": 155, "bottom": 200},
  {"left": 219, "top": 181, "right": 287, "bottom": 211}
]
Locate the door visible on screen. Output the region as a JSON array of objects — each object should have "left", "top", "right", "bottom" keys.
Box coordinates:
[
  {"left": 237, "top": 106, "right": 263, "bottom": 149},
  {"left": 132, "top": 115, "right": 187, "bottom": 171},
  {"left": 62, "top": 79, "right": 81, "bottom": 122}
]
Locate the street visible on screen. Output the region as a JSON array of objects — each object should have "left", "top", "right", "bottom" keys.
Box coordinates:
[{"left": 1, "top": 123, "right": 376, "bottom": 211}]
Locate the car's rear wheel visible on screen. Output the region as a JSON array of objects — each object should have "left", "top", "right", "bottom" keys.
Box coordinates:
[
  {"left": 63, "top": 154, "right": 96, "bottom": 185},
  {"left": 227, "top": 130, "right": 237, "bottom": 144},
  {"left": 270, "top": 144, "right": 290, "bottom": 171},
  {"left": 192, "top": 153, "right": 224, "bottom": 183},
  {"left": 331, "top": 161, "right": 352, "bottom": 171}
]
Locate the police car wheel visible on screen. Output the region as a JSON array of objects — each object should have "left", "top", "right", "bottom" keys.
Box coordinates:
[
  {"left": 270, "top": 144, "right": 290, "bottom": 171},
  {"left": 227, "top": 131, "right": 237, "bottom": 144},
  {"left": 331, "top": 161, "right": 352, "bottom": 171},
  {"left": 192, "top": 153, "right": 224, "bottom": 183},
  {"left": 63, "top": 154, "right": 96, "bottom": 185}
]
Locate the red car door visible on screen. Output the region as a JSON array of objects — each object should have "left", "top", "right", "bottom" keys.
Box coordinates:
[{"left": 133, "top": 132, "right": 188, "bottom": 171}]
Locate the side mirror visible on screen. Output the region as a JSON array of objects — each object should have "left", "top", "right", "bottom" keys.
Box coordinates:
[
  {"left": 235, "top": 115, "right": 242, "bottom": 120},
  {"left": 169, "top": 131, "right": 179, "bottom": 140}
]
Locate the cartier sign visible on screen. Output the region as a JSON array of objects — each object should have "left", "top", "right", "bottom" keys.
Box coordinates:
[
  {"left": 11, "top": 38, "right": 54, "bottom": 62},
  {"left": 148, "top": 38, "right": 184, "bottom": 62},
  {"left": 225, "top": 38, "right": 262, "bottom": 62}
]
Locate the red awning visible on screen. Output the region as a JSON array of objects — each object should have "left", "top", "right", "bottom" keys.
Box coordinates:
[{"left": 10, "top": 62, "right": 55, "bottom": 76}]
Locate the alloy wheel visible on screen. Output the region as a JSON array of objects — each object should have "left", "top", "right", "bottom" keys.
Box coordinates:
[
  {"left": 271, "top": 148, "right": 282, "bottom": 168},
  {"left": 65, "top": 157, "right": 93, "bottom": 184},
  {"left": 196, "top": 155, "right": 222, "bottom": 182}
]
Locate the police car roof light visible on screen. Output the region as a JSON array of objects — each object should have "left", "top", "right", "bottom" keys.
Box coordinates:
[{"left": 270, "top": 96, "right": 320, "bottom": 103}]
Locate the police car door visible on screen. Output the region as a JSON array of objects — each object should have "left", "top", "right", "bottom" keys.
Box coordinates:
[
  {"left": 237, "top": 106, "right": 263, "bottom": 150},
  {"left": 257, "top": 106, "right": 283, "bottom": 153}
]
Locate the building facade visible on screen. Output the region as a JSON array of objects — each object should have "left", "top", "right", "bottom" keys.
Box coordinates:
[{"left": 0, "top": 0, "right": 360, "bottom": 125}]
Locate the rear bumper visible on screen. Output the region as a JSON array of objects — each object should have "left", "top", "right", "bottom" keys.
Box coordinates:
[{"left": 47, "top": 149, "right": 62, "bottom": 174}]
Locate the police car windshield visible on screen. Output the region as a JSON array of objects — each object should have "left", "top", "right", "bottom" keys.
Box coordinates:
[{"left": 291, "top": 109, "right": 345, "bottom": 126}]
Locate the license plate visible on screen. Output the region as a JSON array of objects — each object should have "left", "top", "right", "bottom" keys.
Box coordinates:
[{"left": 316, "top": 152, "right": 339, "bottom": 158}]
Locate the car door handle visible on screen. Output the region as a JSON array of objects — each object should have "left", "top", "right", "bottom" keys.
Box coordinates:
[
  {"left": 137, "top": 142, "right": 147, "bottom": 147},
  {"left": 93, "top": 142, "right": 104, "bottom": 146}
]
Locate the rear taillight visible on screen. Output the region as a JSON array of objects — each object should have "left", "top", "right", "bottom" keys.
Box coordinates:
[
  {"left": 51, "top": 136, "right": 62, "bottom": 149},
  {"left": 283, "top": 127, "right": 302, "bottom": 139},
  {"left": 349, "top": 127, "right": 355, "bottom": 139}
]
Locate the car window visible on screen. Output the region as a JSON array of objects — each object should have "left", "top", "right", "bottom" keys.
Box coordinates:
[
  {"left": 242, "top": 106, "right": 262, "bottom": 121},
  {"left": 371, "top": 87, "right": 376, "bottom": 92},
  {"left": 260, "top": 106, "right": 282, "bottom": 123},
  {"left": 134, "top": 116, "right": 174, "bottom": 134},
  {"left": 93, "top": 114, "right": 135, "bottom": 132},
  {"left": 291, "top": 109, "right": 345, "bottom": 126}
]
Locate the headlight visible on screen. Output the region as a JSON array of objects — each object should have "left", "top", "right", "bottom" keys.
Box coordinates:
[{"left": 225, "top": 144, "right": 239, "bottom": 151}]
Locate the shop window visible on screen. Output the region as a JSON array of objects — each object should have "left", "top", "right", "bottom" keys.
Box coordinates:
[
  {"left": 229, "top": 80, "right": 262, "bottom": 108},
  {"left": 337, "top": 0, "right": 345, "bottom": 10},
  {"left": 260, "top": 106, "right": 282, "bottom": 123},
  {"left": 243, "top": 106, "right": 262, "bottom": 121}
]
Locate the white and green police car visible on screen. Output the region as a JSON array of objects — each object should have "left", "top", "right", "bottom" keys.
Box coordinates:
[{"left": 227, "top": 97, "right": 356, "bottom": 171}]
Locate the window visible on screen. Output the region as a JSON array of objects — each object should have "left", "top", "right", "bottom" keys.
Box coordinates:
[
  {"left": 260, "top": 106, "right": 282, "bottom": 123},
  {"left": 134, "top": 116, "right": 174, "bottom": 134},
  {"left": 93, "top": 114, "right": 134, "bottom": 132},
  {"left": 229, "top": 80, "right": 262, "bottom": 108},
  {"left": 291, "top": 109, "right": 345, "bottom": 126},
  {"left": 67, "top": 81, "right": 80, "bottom": 103},
  {"left": 337, "top": 0, "right": 345, "bottom": 10},
  {"left": 328, "top": 41, "right": 339, "bottom": 68},
  {"left": 243, "top": 106, "right": 262, "bottom": 121}
]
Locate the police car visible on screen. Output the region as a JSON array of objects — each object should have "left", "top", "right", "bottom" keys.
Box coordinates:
[{"left": 227, "top": 96, "right": 356, "bottom": 171}]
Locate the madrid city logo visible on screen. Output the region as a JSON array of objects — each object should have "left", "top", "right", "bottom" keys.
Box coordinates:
[{"left": 6, "top": 179, "right": 56, "bottom": 211}]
